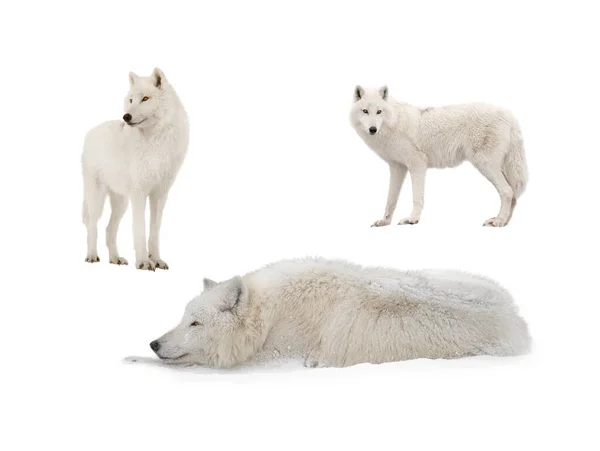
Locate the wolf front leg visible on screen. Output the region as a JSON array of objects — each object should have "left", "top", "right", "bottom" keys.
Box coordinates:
[
  {"left": 148, "top": 190, "right": 169, "bottom": 270},
  {"left": 398, "top": 165, "right": 426, "bottom": 225},
  {"left": 131, "top": 194, "right": 155, "bottom": 271},
  {"left": 303, "top": 349, "right": 331, "bottom": 368},
  {"left": 372, "top": 164, "right": 407, "bottom": 227}
]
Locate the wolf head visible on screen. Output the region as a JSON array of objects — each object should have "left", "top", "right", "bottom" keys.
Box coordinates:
[
  {"left": 350, "top": 85, "right": 395, "bottom": 136},
  {"left": 150, "top": 276, "right": 260, "bottom": 368},
  {"left": 123, "top": 68, "right": 175, "bottom": 129}
]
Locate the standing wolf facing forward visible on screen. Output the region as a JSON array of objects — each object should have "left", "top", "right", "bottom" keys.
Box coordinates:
[
  {"left": 350, "top": 86, "right": 528, "bottom": 227},
  {"left": 82, "top": 68, "right": 189, "bottom": 270}
]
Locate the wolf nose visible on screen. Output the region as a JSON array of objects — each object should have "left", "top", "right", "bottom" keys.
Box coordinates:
[
  {"left": 123, "top": 113, "right": 132, "bottom": 123},
  {"left": 150, "top": 340, "right": 161, "bottom": 352},
  {"left": 369, "top": 126, "right": 377, "bottom": 135}
]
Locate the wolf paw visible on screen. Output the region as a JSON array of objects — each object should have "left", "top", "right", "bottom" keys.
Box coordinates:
[
  {"left": 136, "top": 259, "right": 156, "bottom": 271},
  {"left": 148, "top": 254, "right": 169, "bottom": 270},
  {"left": 109, "top": 256, "right": 128, "bottom": 265},
  {"left": 398, "top": 217, "right": 419, "bottom": 225},
  {"left": 155, "top": 259, "right": 169, "bottom": 270},
  {"left": 304, "top": 355, "right": 325, "bottom": 368},
  {"left": 85, "top": 254, "right": 100, "bottom": 263},
  {"left": 483, "top": 217, "right": 507, "bottom": 227},
  {"left": 371, "top": 218, "right": 391, "bottom": 227}
]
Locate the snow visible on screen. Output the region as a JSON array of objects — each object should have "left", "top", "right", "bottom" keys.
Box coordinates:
[{"left": 1, "top": 0, "right": 599, "bottom": 450}]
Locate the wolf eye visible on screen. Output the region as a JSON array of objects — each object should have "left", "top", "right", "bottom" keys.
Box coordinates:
[
  {"left": 362, "top": 109, "right": 368, "bottom": 114},
  {"left": 142, "top": 96, "right": 149, "bottom": 102},
  {"left": 190, "top": 321, "right": 200, "bottom": 327},
  {"left": 129, "top": 99, "right": 132, "bottom": 104},
  {"left": 377, "top": 110, "right": 382, "bottom": 114}
]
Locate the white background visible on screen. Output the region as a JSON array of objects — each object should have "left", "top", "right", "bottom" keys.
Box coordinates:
[{"left": 1, "top": 0, "right": 599, "bottom": 449}]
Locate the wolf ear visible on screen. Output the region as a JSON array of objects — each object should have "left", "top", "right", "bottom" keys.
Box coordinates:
[
  {"left": 379, "top": 85, "right": 389, "bottom": 101},
  {"left": 219, "top": 276, "right": 248, "bottom": 313},
  {"left": 152, "top": 67, "right": 167, "bottom": 88},
  {"left": 354, "top": 85, "right": 365, "bottom": 102},
  {"left": 203, "top": 278, "right": 217, "bottom": 291},
  {"left": 129, "top": 72, "right": 138, "bottom": 86}
]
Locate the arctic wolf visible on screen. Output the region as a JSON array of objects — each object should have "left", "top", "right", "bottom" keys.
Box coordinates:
[
  {"left": 350, "top": 86, "right": 528, "bottom": 227},
  {"left": 81, "top": 68, "right": 189, "bottom": 270},
  {"left": 150, "top": 257, "right": 531, "bottom": 368}
]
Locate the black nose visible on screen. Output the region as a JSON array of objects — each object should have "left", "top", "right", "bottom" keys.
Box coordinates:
[
  {"left": 369, "top": 126, "right": 377, "bottom": 135},
  {"left": 150, "top": 340, "right": 161, "bottom": 352},
  {"left": 123, "top": 113, "right": 132, "bottom": 123}
]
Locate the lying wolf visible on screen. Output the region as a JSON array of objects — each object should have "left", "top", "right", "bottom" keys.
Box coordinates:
[
  {"left": 150, "top": 257, "right": 531, "bottom": 368},
  {"left": 350, "top": 86, "right": 528, "bottom": 227}
]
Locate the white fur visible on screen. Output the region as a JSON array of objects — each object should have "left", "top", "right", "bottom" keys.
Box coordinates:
[
  {"left": 81, "top": 68, "right": 189, "bottom": 270},
  {"left": 350, "top": 86, "right": 528, "bottom": 227},
  {"left": 151, "top": 257, "right": 531, "bottom": 368}
]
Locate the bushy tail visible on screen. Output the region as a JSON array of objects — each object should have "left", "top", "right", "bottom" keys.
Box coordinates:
[{"left": 502, "top": 125, "right": 528, "bottom": 199}]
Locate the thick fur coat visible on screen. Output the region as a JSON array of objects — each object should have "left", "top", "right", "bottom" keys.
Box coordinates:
[
  {"left": 350, "top": 86, "right": 528, "bottom": 227},
  {"left": 81, "top": 68, "right": 189, "bottom": 270},
  {"left": 151, "top": 257, "right": 531, "bottom": 368}
]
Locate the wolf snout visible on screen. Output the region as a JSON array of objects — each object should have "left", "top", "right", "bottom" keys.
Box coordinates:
[
  {"left": 123, "top": 113, "right": 132, "bottom": 123},
  {"left": 149, "top": 340, "right": 161, "bottom": 353},
  {"left": 369, "top": 126, "right": 377, "bottom": 135}
]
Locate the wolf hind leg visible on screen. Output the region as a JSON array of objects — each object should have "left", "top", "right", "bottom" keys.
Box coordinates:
[
  {"left": 471, "top": 156, "right": 514, "bottom": 227},
  {"left": 106, "top": 191, "right": 129, "bottom": 265},
  {"left": 83, "top": 176, "right": 107, "bottom": 262}
]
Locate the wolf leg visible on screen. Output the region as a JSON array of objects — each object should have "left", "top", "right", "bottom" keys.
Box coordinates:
[
  {"left": 304, "top": 352, "right": 329, "bottom": 368},
  {"left": 372, "top": 164, "right": 407, "bottom": 227},
  {"left": 106, "top": 191, "right": 128, "bottom": 265},
  {"left": 131, "top": 194, "right": 155, "bottom": 271},
  {"left": 83, "top": 176, "right": 106, "bottom": 263},
  {"left": 148, "top": 191, "right": 169, "bottom": 270},
  {"left": 398, "top": 166, "right": 425, "bottom": 225},
  {"left": 472, "top": 160, "right": 514, "bottom": 227}
]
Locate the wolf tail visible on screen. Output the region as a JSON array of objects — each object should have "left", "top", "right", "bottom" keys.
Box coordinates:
[{"left": 502, "top": 124, "right": 528, "bottom": 200}]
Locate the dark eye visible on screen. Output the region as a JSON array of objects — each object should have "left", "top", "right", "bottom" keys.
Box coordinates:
[
  {"left": 377, "top": 110, "right": 382, "bottom": 114},
  {"left": 129, "top": 99, "right": 132, "bottom": 104},
  {"left": 362, "top": 109, "right": 368, "bottom": 114},
  {"left": 190, "top": 321, "right": 200, "bottom": 327},
  {"left": 142, "top": 96, "right": 149, "bottom": 102}
]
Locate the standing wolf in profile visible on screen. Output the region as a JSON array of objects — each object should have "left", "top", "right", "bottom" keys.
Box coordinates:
[
  {"left": 350, "top": 86, "right": 528, "bottom": 227},
  {"left": 81, "top": 68, "right": 189, "bottom": 270},
  {"left": 149, "top": 257, "right": 531, "bottom": 369}
]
